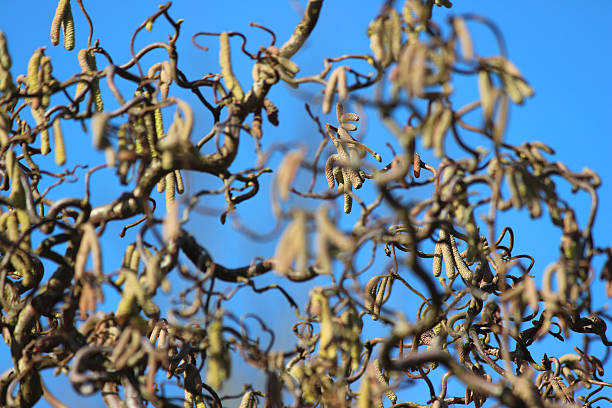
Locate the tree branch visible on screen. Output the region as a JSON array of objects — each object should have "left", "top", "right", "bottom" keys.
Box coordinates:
[{"left": 279, "top": 0, "right": 324, "bottom": 58}]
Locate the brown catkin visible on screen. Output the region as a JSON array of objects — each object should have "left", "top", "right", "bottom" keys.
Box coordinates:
[{"left": 263, "top": 98, "right": 279, "bottom": 126}]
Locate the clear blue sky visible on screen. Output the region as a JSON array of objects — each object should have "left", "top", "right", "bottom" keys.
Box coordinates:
[{"left": 1, "top": 1, "right": 611, "bottom": 406}]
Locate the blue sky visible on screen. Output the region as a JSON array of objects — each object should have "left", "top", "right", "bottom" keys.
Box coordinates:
[{"left": 1, "top": 1, "right": 611, "bottom": 406}]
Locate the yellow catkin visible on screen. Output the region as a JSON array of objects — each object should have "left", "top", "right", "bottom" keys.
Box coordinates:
[
  {"left": 5, "top": 211, "right": 18, "bottom": 242},
  {"left": 92, "top": 83, "right": 104, "bottom": 112},
  {"left": 122, "top": 244, "right": 135, "bottom": 269},
  {"left": 75, "top": 49, "right": 103, "bottom": 110},
  {"left": 53, "top": 118, "right": 66, "bottom": 165},
  {"left": 0, "top": 63, "right": 13, "bottom": 92},
  {"left": 143, "top": 112, "right": 158, "bottom": 157},
  {"left": 27, "top": 48, "right": 44, "bottom": 109},
  {"left": 174, "top": 170, "right": 184, "bottom": 194},
  {"left": 50, "top": 0, "right": 68, "bottom": 46},
  {"left": 39, "top": 121, "right": 50, "bottom": 155},
  {"left": 75, "top": 49, "right": 88, "bottom": 101},
  {"left": 28, "top": 104, "right": 49, "bottom": 157},
  {"left": 62, "top": 1, "right": 75, "bottom": 51},
  {"left": 0, "top": 212, "right": 10, "bottom": 233},
  {"left": 0, "top": 30, "right": 12, "bottom": 69},
  {"left": 39, "top": 56, "right": 53, "bottom": 108},
  {"left": 6, "top": 149, "right": 15, "bottom": 180},
  {"left": 129, "top": 247, "right": 141, "bottom": 272},
  {"left": 165, "top": 171, "right": 176, "bottom": 206},
  {"left": 0, "top": 111, "right": 9, "bottom": 147},
  {"left": 238, "top": 391, "right": 257, "bottom": 408},
  {"left": 133, "top": 116, "right": 145, "bottom": 154},
  {"left": 153, "top": 108, "right": 164, "bottom": 140},
  {"left": 157, "top": 177, "right": 166, "bottom": 193},
  {"left": 344, "top": 191, "right": 352, "bottom": 214},
  {"left": 39, "top": 56, "right": 53, "bottom": 153},
  {"left": 153, "top": 108, "right": 165, "bottom": 190}
]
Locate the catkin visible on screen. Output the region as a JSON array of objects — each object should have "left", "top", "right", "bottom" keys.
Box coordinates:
[
  {"left": 340, "top": 112, "right": 359, "bottom": 123},
  {"left": 413, "top": 152, "right": 421, "bottom": 178},
  {"left": 157, "top": 177, "right": 166, "bottom": 193},
  {"left": 91, "top": 112, "right": 109, "bottom": 149},
  {"left": 344, "top": 191, "right": 352, "bottom": 214},
  {"left": 50, "top": 0, "right": 68, "bottom": 46},
  {"left": 174, "top": 170, "right": 184, "bottom": 194},
  {"left": 27, "top": 48, "right": 44, "bottom": 109},
  {"left": 62, "top": 1, "right": 75, "bottom": 51},
  {"left": 219, "top": 32, "right": 244, "bottom": 101},
  {"left": 0, "top": 112, "right": 9, "bottom": 147},
  {"left": 336, "top": 67, "right": 348, "bottom": 101},
  {"left": 385, "top": 8, "right": 402, "bottom": 62},
  {"left": 239, "top": 391, "right": 257, "bottom": 408},
  {"left": 0, "top": 30, "right": 12, "bottom": 69},
  {"left": 322, "top": 68, "right": 338, "bottom": 114},
  {"left": 453, "top": 17, "right": 473, "bottom": 61},
  {"left": 76, "top": 49, "right": 103, "bottom": 110},
  {"left": 160, "top": 61, "right": 172, "bottom": 99},
  {"left": 143, "top": 112, "right": 158, "bottom": 157},
  {"left": 153, "top": 108, "right": 164, "bottom": 140},
  {"left": 5, "top": 211, "right": 18, "bottom": 242},
  {"left": 0, "top": 30, "right": 15, "bottom": 91},
  {"left": 53, "top": 119, "right": 66, "bottom": 165},
  {"left": 439, "top": 228, "right": 457, "bottom": 279},
  {"left": 478, "top": 70, "right": 494, "bottom": 122},
  {"left": 432, "top": 240, "right": 442, "bottom": 277},
  {"left": 432, "top": 108, "right": 452, "bottom": 158},
  {"left": 450, "top": 234, "right": 473, "bottom": 282},
  {"left": 263, "top": 98, "right": 279, "bottom": 125},
  {"left": 39, "top": 120, "right": 50, "bottom": 155},
  {"left": 129, "top": 247, "right": 141, "bottom": 272},
  {"left": 39, "top": 56, "right": 53, "bottom": 108},
  {"left": 165, "top": 171, "right": 176, "bottom": 205}
]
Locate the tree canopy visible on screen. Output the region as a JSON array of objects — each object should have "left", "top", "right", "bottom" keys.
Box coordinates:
[{"left": 0, "top": 1, "right": 611, "bottom": 407}]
